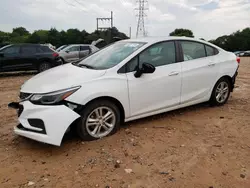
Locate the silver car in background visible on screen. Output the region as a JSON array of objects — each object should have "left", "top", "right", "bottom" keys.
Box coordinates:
[{"left": 59, "top": 44, "right": 99, "bottom": 63}]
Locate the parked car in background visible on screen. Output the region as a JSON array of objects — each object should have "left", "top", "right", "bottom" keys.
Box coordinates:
[
  {"left": 240, "top": 51, "right": 250, "bottom": 57},
  {"left": 56, "top": 45, "right": 69, "bottom": 52},
  {"left": 43, "top": 43, "right": 56, "bottom": 50},
  {"left": 233, "top": 51, "right": 244, "bottom": 56},
  {"left": 9, "top": 37, "right": 239, "bottom": 146},
  {"left": 59, "top": 44, "right": 99, "bottom": 63},
  {"left": 0, "top": 43, "right": 9, "bottom": 49},
  {"left": 0, "top": 44, "right": 62, "bottom": 73}
]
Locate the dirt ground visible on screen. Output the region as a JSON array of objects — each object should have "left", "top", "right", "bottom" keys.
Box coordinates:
[{"left": 0, "top": 58, "right": 250, "bottom": 188}]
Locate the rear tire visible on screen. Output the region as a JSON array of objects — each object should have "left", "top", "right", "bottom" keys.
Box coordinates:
[
  {"left": 209, "top": 77, "right": 231, "bottom": 106},
  {"left": 38, "top": 62, "right": 51, "bottom": 72},
  {"left": 77, "top": 100, "right": 121, "bottom": 141}
]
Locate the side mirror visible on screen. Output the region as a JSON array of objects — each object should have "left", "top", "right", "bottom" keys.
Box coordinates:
[
  {"left": 0, "top": 52, "right": 4, "bottom": 57},
  {"left": 65, "top": 50, "right": 70, "bottom": 53},
  {"left": 134, "top": 63, "right": 155, "bottom": 78}
]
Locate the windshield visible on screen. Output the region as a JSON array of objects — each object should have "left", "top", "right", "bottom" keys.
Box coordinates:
[
  {"left": 57, "top": 45, "right": 68, "bottom": 51},
  {"left": 76, "top": 41, "right": 146, "bottom": 69},
  {"left": 0, "top": 45, "right": 11, "bottom": 52}
]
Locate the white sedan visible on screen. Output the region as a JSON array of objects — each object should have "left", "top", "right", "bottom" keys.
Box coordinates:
[{"left": 9, "top": 37, "right": 239, "bottom": 146}]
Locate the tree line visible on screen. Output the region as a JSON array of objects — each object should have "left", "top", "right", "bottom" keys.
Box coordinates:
[
  {"left": 1, "top": 27, "right": 250, "bottom": 51},
  {"left": 0, "top": 27, "right": 129, "bottom": 48},
  {"left": 170, "top": 28, "right": 250, "bottom": 51}
]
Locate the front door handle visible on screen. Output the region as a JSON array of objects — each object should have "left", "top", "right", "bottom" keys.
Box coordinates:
[
  {"left": 169, "top": 71, "right": 179, "bottom": 76},
  {"left": 208, "top": 62, "right": 215, "bottom": 67}
]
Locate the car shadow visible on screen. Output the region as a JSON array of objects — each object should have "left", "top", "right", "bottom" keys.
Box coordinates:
[
  {"left": 0, "top": 71, "right": 36, "bottom": 78},
  {"left": 12, "top": 102, "right": 211, "bottom": 153},
  {"left": 121, "top": 102, "right": 211, "bottom": 128}
]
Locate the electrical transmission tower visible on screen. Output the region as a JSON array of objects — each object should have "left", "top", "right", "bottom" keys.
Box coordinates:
[{"left": 135, "top": 0, "right": 148, "bottom": 38}]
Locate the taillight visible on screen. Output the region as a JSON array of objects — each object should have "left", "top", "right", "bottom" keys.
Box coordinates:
[
  {"left": 236, "top": 57, "right": 240, "bottom": 64},
  {"left": 53, "top": 52, "right": 59, "bottom": 57}
]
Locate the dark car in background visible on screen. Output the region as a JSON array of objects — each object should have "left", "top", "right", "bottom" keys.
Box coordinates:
[
  {"left": 241, "top": 51, "right": 250, "bottom": 57},
  {"left": 0, "top": 44, "right": 62, "bottom": 73}
]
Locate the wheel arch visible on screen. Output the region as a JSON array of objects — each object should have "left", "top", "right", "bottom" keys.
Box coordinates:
[
  {"left": 216, "top": 75, "right": 233, "bottom": 92},
  {"left": 83, "top": 96, "right": 125, "bottom": 124}
]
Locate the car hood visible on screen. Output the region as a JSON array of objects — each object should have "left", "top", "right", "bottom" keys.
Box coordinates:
[{"left": 21, "top": 64, "right": 106, "bottom": 93}]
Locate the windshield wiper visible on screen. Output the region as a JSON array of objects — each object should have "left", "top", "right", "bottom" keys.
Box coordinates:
[{"left": 77, "top": 64, "right": 95, "bottom": 69}]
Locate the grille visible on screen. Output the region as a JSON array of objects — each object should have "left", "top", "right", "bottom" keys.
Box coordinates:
[{"left": 19, "top": 92, "right": 32, "bottom": 100}]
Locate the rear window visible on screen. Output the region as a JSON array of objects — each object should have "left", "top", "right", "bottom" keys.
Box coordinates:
[
  {"left": 37, "top": 46, "right": 54, "bottom": 53},
  {"left": 21, "top": 46, "right": 36, "bottom": 54},
  {"left": 80, "top": 46, "right": 90, "bottom": 51},
  {"left": 205, "top": 45, "right": 215, "bottom": 56}
]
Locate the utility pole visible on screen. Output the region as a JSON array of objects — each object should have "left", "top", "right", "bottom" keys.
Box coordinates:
[
  {"left": 135, "top": 0, "right": 148, "bottom": 38},
  {"left": 96, "top": 11, "right": 114, "bottom": 44},
  {"left": 96, "top": 11, "right": 113, "bottom": 31},
  {"left": 129, "top": 27, "right": 132, "bottom": 38}
]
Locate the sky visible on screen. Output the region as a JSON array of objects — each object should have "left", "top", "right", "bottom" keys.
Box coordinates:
[{"left": 0, "top": 0, "right": 249, "bottom": 40}]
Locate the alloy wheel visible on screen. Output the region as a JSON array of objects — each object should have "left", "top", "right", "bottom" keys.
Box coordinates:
[
  {"left": 215, "top": 81, "right": 229, "bottom": 103},
  {"left": 85, "top": 107, "right": 116, "bottom": 138}
]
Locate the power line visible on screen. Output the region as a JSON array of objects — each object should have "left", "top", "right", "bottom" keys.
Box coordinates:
[
  {"left": 64, "top": 0, "right": 77, "bottom": 7},
  {"left": 135, "top": 0, "right": 148, "bottom": 38}
]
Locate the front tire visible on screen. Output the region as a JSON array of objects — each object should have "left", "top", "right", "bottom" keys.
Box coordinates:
[
  {"left": 210, "top": 77, "right": 231, "bottom": 106},
  {"left": 77, "top": 100, "right": 121, "bottom": 141}
]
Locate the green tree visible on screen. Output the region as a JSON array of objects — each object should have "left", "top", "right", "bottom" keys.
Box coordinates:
[
  {"left": 28, "top": 30, "right": 49, "bottom": 44},
  {"left": 209, "top": 27, "right": 250, "bottom": 51},
  {"left": 12, "top": 27, "right": 30, "bottom": 36},
  {"left": 169, "top": 28, "right": 194, "bottom": 37}
]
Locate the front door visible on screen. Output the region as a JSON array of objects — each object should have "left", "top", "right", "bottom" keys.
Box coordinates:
[
  {"left": 0, "top": 45, "right": 22, "bottom": 71},
  {"left": 126, "top": 41, "right": 182, "bottom": 117}
]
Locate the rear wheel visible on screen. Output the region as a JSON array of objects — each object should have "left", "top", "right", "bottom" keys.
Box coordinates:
[
  {"left": 210, "top": 77, "right": 231, "bottom": 106},
  {"left": 77, "top": 100, "right": 120, "bottom": 141},
  {"left": 38, "top": 62, "right": 51, "bottom": 72}
]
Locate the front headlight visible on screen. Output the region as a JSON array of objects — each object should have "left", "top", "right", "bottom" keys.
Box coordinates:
[{"left": 30, "top": 86, "right": 80, "bottom": 105}]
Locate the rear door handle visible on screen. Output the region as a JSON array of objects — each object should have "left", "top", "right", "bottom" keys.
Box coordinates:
[{"left": 169, "top": 71, "right": 179, "bottom": 76}]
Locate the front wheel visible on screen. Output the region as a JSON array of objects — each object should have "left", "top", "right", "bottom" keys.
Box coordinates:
[
  {"left": 210, "top": 77, "right": 231, "bottom": 106},
  {"left": 77, "top": 100, "right": 120, "bottom": 141}
]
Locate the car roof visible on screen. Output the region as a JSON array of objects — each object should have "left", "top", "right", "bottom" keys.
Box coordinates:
[{"left": 120, "top": 36, "right": 223, "bottom": 50}]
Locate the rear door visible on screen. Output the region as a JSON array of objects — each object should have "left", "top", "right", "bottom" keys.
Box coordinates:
[
  {"left": 179, "top": 40, "right": 218, "bottom": 104},
  {"left": 19, "top": 45, "right": 37, "bottom": 69},
  {"left": 0, "top": 45, "right": 22, "bottom": 71},
  {"left": 65, "top": 45, "right": 80, "bottom": 62},
  {"left": 79, "top": 45, "right": 90, "bottom": 59}
]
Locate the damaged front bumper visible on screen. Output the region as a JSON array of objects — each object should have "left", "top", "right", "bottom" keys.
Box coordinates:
[{"left": 8, "top": 101, "right": 80, "bottom": 146}]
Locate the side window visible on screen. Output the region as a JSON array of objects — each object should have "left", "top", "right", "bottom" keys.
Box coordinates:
[
  {"left": 21, "top": 46, "right": 36, "bottom": 55},
  {"left": 180, "top": 41, "right": 206, "bottom": 61},
  {"left": 2, "top": 46, "right": 20, "bottom": 54},
  {"left": 205, "top": 45, "right": 215, "bottom": 56},
  {"left": 126, "top": 57, "right": 138, "bottom": 72},
  {"left": 139, "top": 41, "right": 176, "bottom": 68},
  {"left": 67, "top": 46, "right": 80, "bottom": 52},
  {"left": 80, "top": 46, "right": 90, "bottom": 51},
  {"left": 39, "top": 46, "right": 53, "bottom": 53}
]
